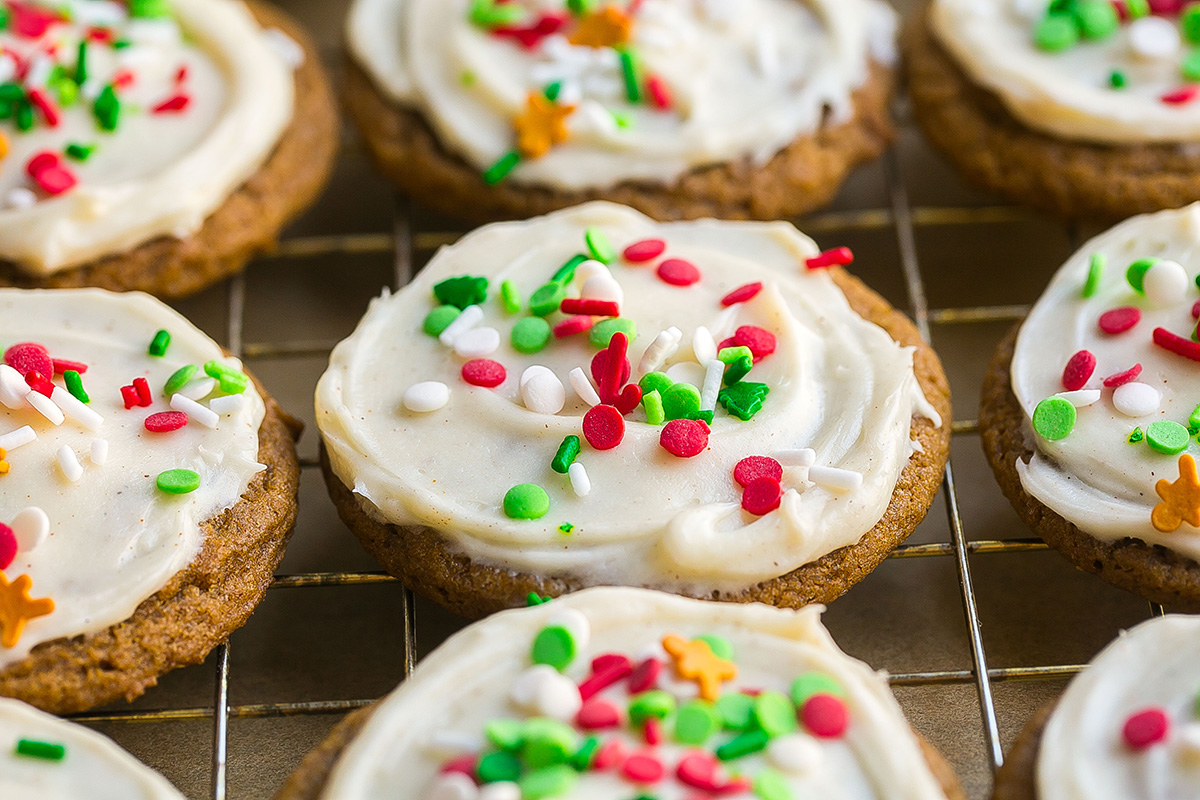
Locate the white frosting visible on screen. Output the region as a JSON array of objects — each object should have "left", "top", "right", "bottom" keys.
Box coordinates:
[
  {"left": 1012, "top": 203, "right": 1200, "bottom": 561},
  {"left": 931, "top": 0, "right": 1200, "bottom": 143},
  {"left": 0, "top": 697, "right": 184, "bottom": 799},
  {"left": 0, "top": 288, "right": 265, "bottom": 668},
  {"left": 1037, "top": 614, "right": 1200, "bottom": 800},
  {"left": 0, "top": 0, "right": 293, "bottom": 274},
  {"left": 346, "top": 0, "right": 897, "bottom": 190},
  {"left": 316, "top": 202, "right": 939, "bottom": 593},
  {"left": 319, "top": 587, "right": 950, "bottom": 800}
]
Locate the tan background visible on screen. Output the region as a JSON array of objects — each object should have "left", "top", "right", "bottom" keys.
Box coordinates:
[{"left": 67, "top": 0, "right": 1176, "bottom": 797}]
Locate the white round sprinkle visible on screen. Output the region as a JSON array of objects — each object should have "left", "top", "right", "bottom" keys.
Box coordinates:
[
  {"left": 581, "top": 274, "right": 623, "bottom": 305},
  {"left": 427, "top": 773, "right": 478, "bottom": 800},
  {"left": 0, "top": 426, "right": 36, "bottom": 451},
  {"left": 520, "top": 365, "right": 555, "bottom": 390},
  {"left": 1055, "top": 389, "right": 1101, "bottom": 408},
  {"left": 532, "top": 671, "right": 582, "bottom": 720},
  {"left": 0, "top": 364, "right": 30, "bottom": 409},
  {"left": 171, "top": 393, "right": 219, "bottom": 429},
  {"left": 209, "top": 395, "right": 245, "bottom": 416},
  {"left": 438, "top": 304, "right": 483, "bottom": 347},
  {"left": 1142, "top": 260, "right": 1189, "bottom": 308},
  {"left": 453, "top": 326, "right": 500, "bottom": 358},
  {"left": 57, "top": 445, "right": 83, "bottom": 482},
  {"left": 179, "top": 376, "right": 217, "bottom": 401},
  {"left": 767, "top": 734, "right": 823, "bottom": 774},
  {"left": 569, "top": 367, "right": 601, "bottom": 406},
  {"left": 26, "top": 391, "right": 64, "bottom": 426},
  {"left": 547, "top": 608, "right": 591, "bottom": 650},
  {"left": 10, "top": 507, "right": 49, "bottom": 552},
  {"left": 666, "top": 361, "right": 706, "bottom": 387},
  {"left": 1129, "top": 16, "right": 1180, "bottom": 60},
  {"left": 403, "top": 381, "right": 450, "bottom": 413},
  {"left": 521, "top": 370, "right": 566, "bottom": 415},
  {"left": 479, "top": 782, "right": 521, "bottom": 800},
  {"left": 510, "top": 664, "right": 561, "bottom": 708},
  {"left": 568, "top": 461, "right": 591, "bottom": 497},
  {"left": 773, "top": 448, "right": 816, "bottom": 467},
  {"left": 808, "top": 465, "right": 863, "bottom": 493},
  {"left": 692, "top": 326, "right": 717, "bottom": 365},
  {"left": 1112, "top": 381, "right": 1161, "bottom": 417},
  {"left": 90, "top": 438, "right": 109, "bottom": 466},
  {"left": 5, "top": 187, "right": 35, "bottom": 210},
  {"left": 573, "top": 259, "right": 610, "bottom": 286}
]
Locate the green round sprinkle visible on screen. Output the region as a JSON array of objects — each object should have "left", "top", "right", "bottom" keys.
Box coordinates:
[
  {"left": 716, "top": 692, "right": 756, "bottom": 731},
  {"left": 1083, "top": 253, "right": 1105, "bottom": 297},
  {"left": 589, "top": 317, "right": 637, "bottom": 349},
  {"left": 642, "top": 389, "right": 665, "bottom": 426},
  {"left": 484, "top": 150, "right": 521, "bottom": 185},
  {"left": 512, "top": 316, "right": 552, "bottom": 354},
  {"left": 1032, "top": 396, "right": 1077, "bottom": 441},
  {"left": 661, "top": 382, "right": 702, "bottom": 421},
  {"left": 697, "top": 633, "right": 733, "bottom": 660},
  {"left": 629, "top": 690, "right": 676, "bottom": 724},
  {"left": 434, "top": 275, "right": 489, "bottom": 309},
  {"left": 423, "top": 305, "right": 461, "bottom": 336},
  {"left": 753, "top": 691, "right": 798, "bottom": 737},
  {"left": 1127, "top": 258, "right": 1158, "bottom": 293},
  {"left": 157, "top": 469, "right": 201, "bottom": 495},
  {"left": 584, "top": 227, "right": 616, "bottom": 264},
  {"left": 791, "top": 672, "right": 845, "bottom": 706},
  {"left": 1109, "top": 70, "right": 1127, "bottom": 89},
  {"left": 15, "top": 739, "right": 65, "bottom": 761},
  {"left": 520, "top": 719, "right": 577, "bottom": 768},
  {"left": 486, "top": 718, "right": 524, "bottom": 750},
  {"left": 754, "top": 768, "right": 795, "bottom": 800},
  {"left": 1183, "top": 50, "right": 1200, "bottom": 83},
  {"left": 1147, "top": 420, "right": 1191, "bottom": 454},
  {"left": 1184, "top": 3, "right": 1200, "bottom": 44},
  {"left": 529, "top": 282, "right": 566, "bottom": 317},
  {"left": 1075, "top": 0, "right": 1118, "bottom": 39},
  {"left": 1034, "top": 14, "right": 1078, "bottom": 52},
  {"left": 551, "top": 435, "right": 581, "bottom": 474},
  {"left": 164, "top": 364, "right": 198, "bottom": 396},
  {"left": 148, "top": 329, "right": 171, "bottom": 357},
  {"left": 675, "top": 700, "right": 721, "bottom": 745},
  {"left": 715, "top": 728, "right": 770, "bottom": 761},
  {"left": 552, "top": 254, "right": 588, "bottom": 284},
  {"left": 1128, "top": 426, "right": 1145, "bottom": 444},
  {"left": 639, "top": 371, "right": 674, "bottom": 397},
  {"left": 499, "top": 280, "right": 522, "bottom": 313},
  {"left": 63, "top": 369, "right": 88, "bottom": 404},
  {"left": 569, "top": 736, "right": 600, "bottom": 771},
  {"left": 504, "top": 483, "right": 550, "bottom": 520},
  {"left": 1127, "top": 0, "right": 1150, "bottom": 18},
  {"left": 518, "top": 765, "right": 577, "bottom": 799},
  {"left": 531, "top": 624, "right": 576, "bottom": 670},
  {"left": 477, "top": 750, "right": 521, "bottom": 783}
]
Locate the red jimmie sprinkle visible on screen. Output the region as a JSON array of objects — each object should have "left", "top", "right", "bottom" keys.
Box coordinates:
[
  {"left": 24, "top": 370, "right": 53, "bottom": 397},
  {"left": 86, "top": 26, "right": 113, "bottom": 42},
  {"left": 802, "top": 694, "right": 849, "bottom": 738},
  {"left": 144, "top": 411, "right": 188, "bottom": 433},
  {"left": 733, "top": 455, "right": 783, "bottom": 487},
  {"left": 133, "top": 377, "right": 151, "bottom": 405},
  {"left": 590, "top": 346, "right": 630, "bottom": 392},
  {"left": 732, "top": 325, "right": 777, "bottom": 362},
  {"left": 1193, "top": 299, "right": 1200, "bottom": 319},
  {"left": 578, "top": 654, "right": 632, "bottom": 700},
  {"left": 0, "top": 523, "right": 15, "bottom": 570},
  {"left": 593, "top": 738, "right": 627, "bottom": 770},
  {"left": 805, "top": 246, "right": 854, "bottom": 270},
  {"left": 660, "top": 418, "right": 709, "bottom": 458},
  {"left": 591, "top": 652, "right": 632, "bottom": 672},
  {"left": 26, "top": 151, "right": 76, "bottom": 195},
  {"left": 4, "top": 342, "right": 52, "bottom": 377},
  {"left": 721, "top": 282, "right": 763, "bottom": 307},
  {"left": 25, "top": 151, "right": 58, "bottom": 178},
  {"left": 1123, "top": 708, "right": 1170, "bottom": 750},
  {"left": 1103, "top": 364, "right": 1143, "bottom": 388},
  {"left": 621, "top": 751, "right": 665, "bottom": 784},
  {"left": 677, "top": 752, "right": 724, "bottom": 791},
  {"left": 1153, "top": 326, "right": 1200, "bottom": 362},
  {"left": 576, "top": 697, "right": 622, "bottom": 730},
  {"left": 646, "top": 74, "right": 672, "bottom": 109},
  {"left": 1098, "top": 307, "right": 1141, "bottom": 335},
  {"left": 152, "top": 93, "right": 190, "bottom": 113},
  {"left": 623, "top": 238, "right": 665, "bottom": 263},
  {"left": 175, "top": 65, "right": 188, "bottom": 84},
  {"left": 439, "top": 754, "right": 477, "bottom": 776},
  {"left": 492, "top": 12, "right": 567, "bottom": 48},
  {"left": 644, "top": 717, "right": 663, "bottom": 746},
  {"left": 597, "top": 332, "right": 631, "bottom": 405},
  {"left": 583, "top": 404, "right": 625, "bottom": 450},
  {"left": 628, "top": 657, "right": 662, "bottom": 693},
  {"left": 461, "top": 358, "right": 506, "bottom": 388},
  {"left": 113, "top": 69, "right": 134, "bottom": 89},
  {"left": 52, "top": 358, "right": 87, "bottom": 375},
  {"left": 560, "top": 297, "right": 619, "bottom": 317},
  {"left": 742, "top": 476, "right": 783, "bottom": 516},
  {"left": 1162, "top": 86, "right": 1200, "bottom": 105},
  {"left": 554, "top": 315, "right": 594, "bottom": 338},
  {"left": 657, "top": 258, "right": 701, "bottom": 287},
  {"left": 120, "top": 384, "right": 140, "bottom": 409},
  {"left": 1061, "top": 350, "right": 1097, "bottom": 391},
  {"left": 26, "top": 88, "right": 58, "bottom": 127}
]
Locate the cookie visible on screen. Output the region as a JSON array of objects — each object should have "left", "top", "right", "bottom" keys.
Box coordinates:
[
  {"left": 0, "top": 0, "right": 338, "bottom": 299},
  {"left": 274, "top": 587, "right": 966, "bottom": 800},
  {"left": 990, "top": 614, "right": 1200, "bottom": 800},
  {"left": 0, "top": 288, "right": 301, "bottom": 714},
  {"left": 980, "top": 204, "right": 1200, "bottom": 608},
  {"left": 317, "top": 202, "right": 951, "bottom": 618},
  {"left": 905, "top": 1, "right": 1200, "bottom": 222},
  {"left": 342, "top": 0, "right": 897, "bottom": 223},
  {"left": 1, "top": 696, "right": 186, "bottom": 797}
]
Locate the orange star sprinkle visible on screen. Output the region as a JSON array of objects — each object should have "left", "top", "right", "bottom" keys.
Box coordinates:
[
  {"left": 569, "top": 6, "right": 631, "bottom": 48},
  {"left": 0, "top": 573, "right": 54, "bottom": 649},
  {"left": 514, "top": 92, "right": 575, "bottom": 159},
  {"left": 1152, "top": 454, "right": 1200, "bottom": 533},
  {"left": 0, "top": 447, "right": 8, "bottom": 475},
  {"left": 662, "top": 634, "right": 737, "bottom": 701}
]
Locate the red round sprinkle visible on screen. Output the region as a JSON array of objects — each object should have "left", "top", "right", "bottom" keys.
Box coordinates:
[
  {"left": 11, "top": 3, "right": 56, "bottom": 37},
  {"left": 1123, "top": 708, "right": 1170, "bottom": 750},
  {"left": 717, "top": 336, "right": 737, "bottom": 352},
  {"left": 721, "top": 282, "right": 763, "bottom": 307},
  {"left": 34, "top": 165, "right": 77, "bottom": 195},
  {"left": 583, "top": 404, "right": 625, "bottom": 450},
  {"left": 623, "top": 238, "right": 666, "bottom": 263},
  {"left": 677, "top": 752, "right": 722, "bottom": 790},
  {"left": 51, "top": 358, "right": 87, "bottom": 375},
  {"left": 26, "top": 151, "right": 59, "bottom": 178},
  {"left": 591, "top": 653, "right": 632, "bottom": 672},
  {"left": 657, "top": 258, "right": 701, "bottom": 287},
  {"left": 145, "top": 411, "right": 188, "bottom": 433},
  {"left": 1193, "top": 299, "right": 1200, "bottom": 319},
  {"left": 439, "top": 754, "right": 477, "bottom": 776},
  {"left": 24, "top": 370, "right": 53, "bottom": 397},
  {"left": 805, "top": 246, "right": 854, "bottom": 270},
  {"left": 461, "top": 358, "right": 506, "bottom": 388},
  {"left": 1148, "top": 0, "right": 1182, "bottom": 11},
  {"left": 1103, "top": 364, "right": 1143, "bottom": 388},
  {"left": 644, "top": 717, "right": 663, "bottom": 745},
  {"left": 1061, "top": 350, "right": 1097, "bottom": 391},
  {"left": 628, "top": 657, "right": 662, "bottom": 693},
  {"left": 732, "top": 325, "right": 777, "bottom": 362},
  {"left": 1098, "top": 307, "right": 1141, "bottom": 335},
  {"left": 660, "top": 418, "right": 709, "bottom": 458},
  {"left": 0, "top": 523, "right": 16, "bottom": 570},
  {"left": 733, "top": 455, "right": 783, "bottom": 487},
  {"left": 576, "top": 697, "right": 622, "bottom": 730},
  {"left": 621, "top": 751, "right": 665, "bottom": 784},
  {"left": 802, "top": 694, "right": 849, "bottom": 738},
  {"left": 554, "top": 315, "right": 595, "bottom": 338},
  {"left": 593, "top": 738, "right": 627, "bottom": 770},
  {"left": 4, "top": 342, "right": 52, "bottom": 378},
  {"left": 742, "top": 476, "right": 783, "bottom": 516}
]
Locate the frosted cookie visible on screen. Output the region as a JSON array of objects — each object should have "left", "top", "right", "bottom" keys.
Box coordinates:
[
  {"left": 274, "top": 587, "right": 965, "bottom": 800},
  {"left": 0, "top": 288, "right": 300, "bottom": 713},
  {"left": 906, "top": 0, "right": 1200, "bottom": 220},
  {"left": 1, "top": 696, "right": 184, "bottom": 799},
  {"left": 0, "top": 0, "right": 338, "bottom": 298},
  {"left": 991, "top": 614, "right": 1200, "bottom": 800},
  {"left": 980, "top": 203, "right": 1200, "bottom": 607},
  {"left": 316, "top": 202, "right": 950, "bottom": 617},
  {"left": 343, "top": 0, "right": 898, "bottom": 223}
]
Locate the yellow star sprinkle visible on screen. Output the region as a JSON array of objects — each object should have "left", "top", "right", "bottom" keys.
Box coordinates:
[
  {"left": 0, "top": 447, "right": 8, "bottom": 475},
  {"left": 0, "top": 573, "right": 54, "bottom": 649},
  {"left": 514, "top": 92, "right": 575, "bottom": 159},
  {"left": 569, "top": 6, "right": 632, "bottom": 48},
  {"left": 662, "top": 634, "right": 737, "bottom": 701},
  {"left": 1152, "top": 454, "right": 1200, "bottom": 533}
]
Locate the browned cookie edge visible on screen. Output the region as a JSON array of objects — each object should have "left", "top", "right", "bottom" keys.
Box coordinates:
[{"left": 990, "top": 704, "right": 1053, "bottom": 800}]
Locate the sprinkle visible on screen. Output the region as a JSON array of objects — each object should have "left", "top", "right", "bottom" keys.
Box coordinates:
[
  {"left": 521, "top": 367, "right": 566, "bottom": 414},
  {"left": 618, "top": 47, "right": 640, "bottom": 102},
  {"left": 530, "top": 282, "right": 566, "bottom": 317},
  {"left": 589, "top": 317, "right": 636, "bottom": 350},
  {"left": 773, "top": 448, "right": 816, "bottom": 467},
  {"left": 0, "top": 426, "right": 36, "bottom": 450},
  {"left": 26, "top": 87, "right": 58, "bottom": 126},
  {"left": 90, "top": 438, "right": 108, "bottom": 465},
  {"left": 560, "top": 297, "right": 619, "bottom": 317},
  {"left": 731, "top": 325, "right": 776, "bottom": 362},
  {"left": 4, "top": 342, "right": 52, "bottom": 377},
  {"left": 554, "top": 315, "right": 594, "bottom": 339},
  {"left": 403, "top": 381, "right": 450, "bottom": 413},
  {"left": 1143, "top": 260, "right": 1189, "bottom": 306},
  {"left": 1154, "top": 326, "right": 1200, "bottom": 362},
  {"left": 484, "top": 150, "right": 522, "bottom": 184},
  {"left": 801, "top": 694, "right": 848, "bottom": 738},
  {"left": 804, "top": 247, "right": 854, "bottom": 270},
  {"left": 642, "top": 389, "right": 664, "bottom": 424},
  {"left": 1153, "top": 454, "right": 1200, "bottom": 531},
  {"left": 552, "top": 436, "right": 581, "bottom": 474},
  {"left": 1162, "top": 86, "right": 1200, "bottom": 105},
  {"left": 692, "top": 326, "right": 718, "bottom": 365},
  {"left": 10, "top": 507, "right": 48, "bottom": 552},
  {"left": 582, "top": 404, "right": 624, "bottom": 450},
  {"left": 178, "top": 377, "right": 216, "bottom": 401},
  {"left": 1062, "top": 350, "right": 1097, "bottom": 390},
  {"left": 514, "top": 92, "right": 574, "bottom": 158},
  {"left": 553, "top": 254, "right": 588, "bottom": 284},
  {"left": 63, "top": 369, "right": 88, "bottom": 403},
  {"left": 92, "top": 84, "right": 119, "bottom": 130},
  {"left": 26, "top": 391, "right": 64, "bottom": 425},
  {"left": 462, "top": 358, "right": 507, "bottom": 388},
  {"left": 735, "top": 456, "right": 783, "bottom": 487},
  {"left": 148, "top": 329, "right": 171, "bottom": 356},
  {"left": 0, "top": 367, "right": 30, "bottom": 410},
  {"left": 637, "top": 328, "right": 682, "bottom": 374},
  {"left": 0, "top": 522, "right": 13, "bottom": 566},
  {"left": 577, "top": 697, "right": 621, "bottom": 729},
  {"left": 531, "top": 624, "right": 577, "bottom": 670},
  {"left": 24, "top": 370, "right": 52, "bottom": 397},
  {"left": 569, "top": 367, "right": 601, "bottom": 406},
  {"left": 435, "top": 276, "right": 489, "bottom": 310},
  {"left": 568, "top": 461, "right": 591, "bottom": 496},
  {"left": 718, "top": 381, "right": 769, "bottom": 421},
  {"left": 424, "top": 305, "right": 461, "bottom": 337},
  {"left": 1127, "top": 257, "right": 1157, "bottom": 293},
  {"left": 51, "top": 387, "right": 101, "bottom": 430},
  {"left": 584, "top": 227, "right": 616, "bottom": 264},
  {"left": 1147, "top": 420, "right": 1191, "bottom": 454},
  {"left": 1130, "top": 15, "right": 1179, "bottom": 59},
  {"left": 499, "top": 280, "right": 522, "bottom": 313},
  {"left": 700, "top": 359, "right": 724, "bottom": 412},
  {"left": 1076, "top": 0, "right": 1119, "bottom": 39},
  {"left": 208, "top": 395, "right": 244, "bottom": 416},
  {"left": 657, "top": 258, "right": 700, "bottom": 286},
  {"left": 1098, "top": 307, "right": 1141, "bottom": 335},
  {"left": 0, "top": 573, "right": 54, "bottom": 648},
  {"left": 452, "top": 326, "right": 501, "bottom": 358},
  {"left": 1081, "top": 254, "right": 1102, "bottom": 297},
  {"left": 721, "top": 282, "right": 763, "bottom": 306},
  {"left": 1110, "top": 69, "right": 1127, "bottom": 88},
  {"left": 661, "top": 382, "right": 702, "bottom": 421},
  {"left": 145, "top": 411, "right": 189, "bottom": 433},
  {"left": 1056, "top": 389, "right": 1101, "bottom": 407},
  {"left": 719, "top": 347, "right": 753, "bottom": 385},
  {"left": 623, "top": 239, "right": 665, "bottom": 262},
  {"left": 56, "top": 445, "right": 82, "bottom": 482},
  {"left": 806, "top": 465, "right": 863, "bottom": 492},
  {"left": 170, "top": 393, "right": 218, "bottom": 428},
  {"left": 1123, "top": 708, "right": 1170, "bottom": 749},
  {"left": 13, "top": 738, "right": 65, "bottom": 761},
  {"left": 660, "top": 418, "right": 709, "bottom": 458},
  {"left": 157, "top": 468, "right": 201, "bottom": 495},
  {"left": 742, "top": 476, "right": 783, "bottom": 515},
  {"left": 1113, "top": 381, "right": 1161, "bottom": 417},
  {"left": 578, "top": 655, "right": 633, "bottom": 700},
  {"left": 438, "top": 304, "right": 484, "bottom": 346},
  {"left": 621, "top": 751, "right": 664, "bottom": 783},
  {"left": 1033, "top": 396, "right": 1077, "bottom": 439}
]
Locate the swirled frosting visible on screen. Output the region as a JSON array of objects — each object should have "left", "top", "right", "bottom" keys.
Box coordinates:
[
  {"left": 932, "top": 0, "right": 1200, "bottom": 144},
  {"left": 1012, "top": 203, "right": 1200, "bottom": 562},
  {"left": 0, "top": 0, "right": 294, "bottom": 274},
  {"left": 319, "top": 587, "right": 950, "bottom": 800},
  {"left": 317, "top": 202, "right": 939, "bottom": 593},
  {"left": 346, "top": 0, "right": 897, "bottom": 190},
  {"left": 0, "top": 288, "right": 266, "bottom": 669},
  {"left": 0, "top": 697, "right": 184, "bottom": 799},
  {"left": 1038, "top": 614, "right": 1200, "bottom": 799}
]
